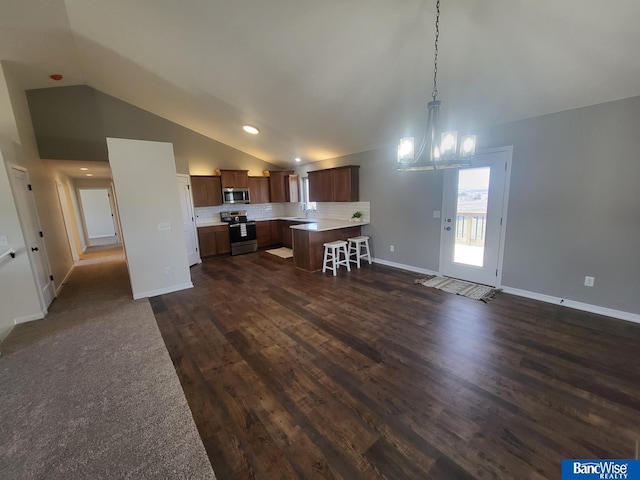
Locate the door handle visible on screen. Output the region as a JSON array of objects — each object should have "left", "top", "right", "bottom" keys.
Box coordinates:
[
  {"left": 31, "top": 246, "right": 39, "bottom": 252},
  {"left": 445, "top": 227, "right": 451, "bottom": 231}
]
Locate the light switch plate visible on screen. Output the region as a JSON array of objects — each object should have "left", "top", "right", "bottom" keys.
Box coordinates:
[{"left": 0, "top": 235, "right": 8, "bottom": 246}]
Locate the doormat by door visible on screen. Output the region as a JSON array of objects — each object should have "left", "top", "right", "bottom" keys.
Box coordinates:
[
  {"left": 265, "top": 247, "right": 293, "bottom": 259},
  {"left": 415, "top": 275, "right": 501, "bottom": 303}
]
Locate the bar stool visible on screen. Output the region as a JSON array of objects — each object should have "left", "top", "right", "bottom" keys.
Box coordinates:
[
  {"left": 322, "top": 240, "right": 350, "bottom": 276},
  {"left": 347, "top": 236, "right": 372, "bottom": 268}
]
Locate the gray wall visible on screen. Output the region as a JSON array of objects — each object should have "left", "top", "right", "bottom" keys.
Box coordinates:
[
  {"left": 26, "top": 85, "right": 279, "bottom": 175},
  {"left": 25, "top": 84, "right": 639, "bottom": 315},
  {"left": 298, "top": 96, "right": 640, "bottom": 315}
]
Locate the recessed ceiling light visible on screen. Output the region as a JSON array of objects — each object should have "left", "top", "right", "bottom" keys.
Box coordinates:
[
  {"left": 86, "top": 174, "right": 93, "bottom": 177},
  {"left": 242, "top": 124, "right": 259, "bottom": 135},
  {"left": 295, "top": 157, "right": 301, "bottom": 162},
  {"left": 80, "top": 167, "right": 89, "bottom": 171}
]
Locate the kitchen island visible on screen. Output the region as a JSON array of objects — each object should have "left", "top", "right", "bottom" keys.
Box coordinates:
[{"left": 290, "top": 219, "right": 369, "bottom": 272}]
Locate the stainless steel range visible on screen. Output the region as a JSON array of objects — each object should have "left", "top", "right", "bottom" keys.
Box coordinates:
[{"left": 220, "top": 210, "right": 257, "bottom": 256}]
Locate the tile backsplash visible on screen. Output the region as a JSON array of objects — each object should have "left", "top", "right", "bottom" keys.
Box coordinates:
[{"left": 195, "top": 201, "right": 370, "bottom": 225}]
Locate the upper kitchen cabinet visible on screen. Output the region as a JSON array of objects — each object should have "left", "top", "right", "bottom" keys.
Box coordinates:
[
  {"left": 308, "top": 169, "right": 332, "bottom": 202},
  {"left": 309, "top": 165, "right": 359, "bottom": 202},
  {"left": 285, "top": 174, "right": 299, "bottom": 202},
  {"left": 267, "top": 171, "right": 298, "bottom": 203},
  {"left": 248, "top": 176, "right": 270, "bottom": 204},
  {"left": 219, "top": 169, "right": 249, "bottom": 188},
  {"left": 332, "top": 166, "right": 359, "bottom": 202},
  {"left": 191, "top": 175, "right": 222, "bottom": 207},
  {"left": 268, "top": 171, "right": 286, "bottom": 203}
]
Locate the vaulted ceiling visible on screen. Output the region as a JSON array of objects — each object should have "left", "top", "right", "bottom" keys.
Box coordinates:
[{"left": 2, "top": 0, "right": 640, "bottom": 166}]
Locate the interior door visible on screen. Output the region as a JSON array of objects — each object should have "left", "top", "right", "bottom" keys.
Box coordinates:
[
  {"left": 9, "top": 166, "right": 55, "bottom": 309},
  {"left": 177, "top": 175, "right": 200, "bottom": 266},
  {"left": 440, "top": 147, "right": 511, "bottom": 286}
]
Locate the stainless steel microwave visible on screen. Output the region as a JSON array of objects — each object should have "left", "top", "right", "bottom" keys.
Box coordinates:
[{"left": 222, "top": 187, "right": 250, "bottom": 204}]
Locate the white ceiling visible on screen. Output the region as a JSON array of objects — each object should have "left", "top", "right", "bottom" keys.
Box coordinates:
[{"left": 2, "top": 0, "right": 640, "bottom": 167}]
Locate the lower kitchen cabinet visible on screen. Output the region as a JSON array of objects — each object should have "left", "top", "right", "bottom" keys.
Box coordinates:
[
  {"left": 256, "top": 221, "right": 272, "bottom": 248},
  {"left": 198, "top": 225, "right": 230, "bottom": 257},
  {"left": 279, "top": 220, "right": 309, "bottom": 248},
  {"left": 270, "top": 220, "right": 282, "bottom": 246}
]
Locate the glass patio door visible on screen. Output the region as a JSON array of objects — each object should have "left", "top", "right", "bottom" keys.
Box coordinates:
[{"left": 440, "top": 148, "right": 511, "bottom": 286}]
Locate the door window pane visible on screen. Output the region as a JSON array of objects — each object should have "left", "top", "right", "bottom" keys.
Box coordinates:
[{"left": 454, "top": 167, "right": 490, "bottom": 267}]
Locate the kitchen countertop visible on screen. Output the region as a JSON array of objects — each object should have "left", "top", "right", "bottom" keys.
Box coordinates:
[
  {"left": 195, "top": 217, "right": 368, "bottom": 230},
  {"left": 196, "top": 217, "right": 314, "bottom": 227},
  {"left": 290, "top": 219, "right": 369, "bottom": 232}
]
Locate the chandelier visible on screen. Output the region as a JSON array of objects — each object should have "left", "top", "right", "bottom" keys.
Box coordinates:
[{"left": 397, "top": 0, "right": 476, "bottom": 171}]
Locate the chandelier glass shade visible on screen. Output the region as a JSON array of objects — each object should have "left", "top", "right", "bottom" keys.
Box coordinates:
[{"left": 397, "top": 0, "right": 477, "bottom": 171}]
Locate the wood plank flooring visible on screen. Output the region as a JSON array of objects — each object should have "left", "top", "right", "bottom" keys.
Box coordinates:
[{"left": 150, "top": 251, "right": 640, "bottom": 479}]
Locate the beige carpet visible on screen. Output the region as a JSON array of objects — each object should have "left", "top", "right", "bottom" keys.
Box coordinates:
[{"left": 0, "top": 259, "right": 215, "bottom": 480}]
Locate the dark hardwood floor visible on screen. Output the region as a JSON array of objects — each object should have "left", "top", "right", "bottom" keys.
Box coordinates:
[{"left": 150, "top": 251, "right": 640, "bottom": 479}]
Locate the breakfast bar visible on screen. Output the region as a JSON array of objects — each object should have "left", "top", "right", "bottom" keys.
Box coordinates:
[{"left": 290, "top": 219, "right": 368, "bottom": 272}]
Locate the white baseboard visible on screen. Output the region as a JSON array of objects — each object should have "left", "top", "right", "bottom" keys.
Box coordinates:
[
  {"left": 14, "top": 310, "right": 47, "bottom": 325},
  {"left": 373, "top": 258, "right": 439, "bottom": 277},
  {"left": 133, "top": 282, "right": 194, "bottom": 300},
  {"left": 500, "top": 286, "right": 640, "bottom": 324},
  {"left": 372, "top": 258, "right": 639, "bottom": 324}
]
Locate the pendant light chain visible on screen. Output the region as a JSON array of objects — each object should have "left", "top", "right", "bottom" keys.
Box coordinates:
[{"left": 432, "top": 0, "right": 440, "bottom": 102}]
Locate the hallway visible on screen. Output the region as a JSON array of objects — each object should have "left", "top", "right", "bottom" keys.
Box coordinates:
[{"left": 0, "top": 259, "right": 214, "bottom": 480}]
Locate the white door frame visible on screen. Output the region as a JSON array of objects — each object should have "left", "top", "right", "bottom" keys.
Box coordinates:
[
  {"left": 177, "top": 174, "right": 200, "bottom": 266},
  {"left": 438, "top": 146, "right": 512, "bottom": 287},
  {"left": 109, "top": 182, "right": 123, "bottom": 245},
  {"left": 55, "top": 181, "right": 81, "bottom": 262},
  {"left": 8, "top": 164, "right": 56, "bottom": 311}
]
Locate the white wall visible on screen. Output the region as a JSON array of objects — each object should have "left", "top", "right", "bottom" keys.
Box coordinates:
[
  {"left": 107, "top": 138, "right": 192, "bottom": 299},
  {"left": 78, "top": 188, "right": 115, "bottom": 239}
]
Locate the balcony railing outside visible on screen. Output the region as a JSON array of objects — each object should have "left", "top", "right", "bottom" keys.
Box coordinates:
[{"left": 455, "top": 212, "right": 486, "bottom": 246}]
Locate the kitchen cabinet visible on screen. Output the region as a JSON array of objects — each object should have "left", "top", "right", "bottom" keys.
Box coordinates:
[
  {"left": 279, "top": 220, "right": 309, "bottom": 248},
  {"left": 248, "top": 176, "right": 270, "bottom": 204},
  {"left": 268, "top": 171, "right": 298, "bottom": 203},
  {"left": 308, "top": 169, "right": 332, "bottom": 202},
  {"left": 220, "top": 170, "right": 249, "bottom": 188},
  {"left": 308, "top": 165, "right": 359, "bottom": 202},
  {"left": 270, "top": 220, "right": 282, "bottom": 245},
  {"left": 256, "top": 221, "right": 272, "bottom": 248},
  {"left": 332, "top": 166, "right": 359, "bottom": 202},
  {"left": 268, "top": 171, "right": 286, "bottom": 203},
  {"left": 191, "top": 176, "right": 222, "bottom": 207},
  {"left": 197, "top": 225, "right": 230, "bottom": 257},
  {"left": 285, "top": 174, "right": 299, "bottom": 202}
]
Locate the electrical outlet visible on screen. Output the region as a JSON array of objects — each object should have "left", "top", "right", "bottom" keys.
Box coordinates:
[
  {"left": 165, "top": 266, "right": 172, "bottom": 275},
  {"left": 0, "top": 236, "right": 8, "bottom": 247},
  {"left": 390, "top": 245, "right": 395, "bottom": 252},
  {"left": 584, "top": 276, "right": 595, "bottom": 287},
  {"left": 433, "top": 210, "right": 441, "bottom": 218}
]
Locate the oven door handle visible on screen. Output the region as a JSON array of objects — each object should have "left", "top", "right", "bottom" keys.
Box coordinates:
[{"left": 229, "top": 222, "right": 256, "bottom": 227}]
